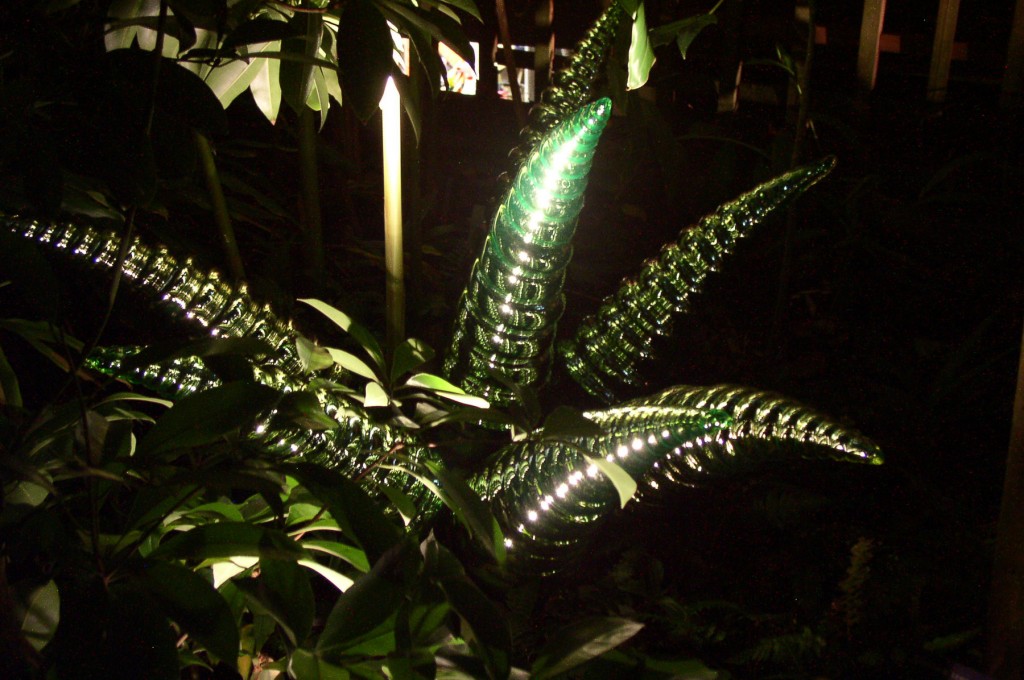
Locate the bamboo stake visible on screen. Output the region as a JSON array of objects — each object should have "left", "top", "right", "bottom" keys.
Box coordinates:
[
  {"left": 926, "top": 0, "right": 961, "bottom": 103},
  {"left": 1001, "top": 0, "right": 1024, "bottom": 108},
  {"left": 857, "top": 0, "right": 887, "bottom": 90},
  {"left": 380, "top": 77, "right": 405, "bottom": 354},
  {"left": 495, "top": 0, "right": 528, "bottom": 129},
  {"left": 987, "top": 315, "right": 1024, "bottom": 679}
]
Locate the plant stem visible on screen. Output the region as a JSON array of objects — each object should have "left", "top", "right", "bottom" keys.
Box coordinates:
[
  {"left": 770, "top": 0, "right": 816, "bottom": 352},
  {"left": 298, "top": 106, "right": 325, "bottom": 291},
  {"left": 195, "top": 132, "right": 246, "bottom": 282}
]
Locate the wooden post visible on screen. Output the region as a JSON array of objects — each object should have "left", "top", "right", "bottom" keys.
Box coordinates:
[
  {"left": 1002, "top": 0, "right": 1024, "bottom": 108},
  {"left": 857, "top": 0, "right": 887, "bottom": 90},
  {"left": 926, "top": 0, "right": 961, "bottom": 103},
  {"left": 534, "top": 0, "right": 554, "bottom": 94},
  {"left": 987, "top": 315, "right": 1024, "bottom": 679}
]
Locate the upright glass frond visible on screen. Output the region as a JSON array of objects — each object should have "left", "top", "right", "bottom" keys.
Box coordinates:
[
  {"left": 501, "top": 1, "right": 625, "bottom": 181},
  {"left": 443, "top": 98, "right": 613, "bottom": 406}
]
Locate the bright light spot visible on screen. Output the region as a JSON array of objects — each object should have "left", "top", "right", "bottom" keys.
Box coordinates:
[
  {"left": 662, "top": 429, "right": 671, "bottom": 439},
  {"left": 508, "top": 275, "right": 519, "bottom": 284},
  {"left": 647, "top": 434, "right": 657, "bottom": 445},
  {"left": 492, "top": 334, "right": 502, "bottom": 344},
  {"left": 587, "top": 464, "right": 599, "bottom": 478},
  {"left": 518, "top": 251, "right": 529, "bottom": 262},
  {"left": 527, "top": 510, "right": 539, "bottom": 522},
  {"left": 556, "top": 483, "right": 569, "bottom": 497},
  {"left": 500, "top": 304, "right": 511, "bottom": 314},
  {"left": 255, "top": 424, "right": 267, "bottom": 434},
  {"left": 631, "top": 438, "right": 643, "bottom": 451},
  {"left": 504, "top": 538, "right": 514, "bottom": 548},
  {"left": 616, "top": 444, "right": 628, "bottom": 458},
  {"left": 540, "top": 499, "right": 550, "bottom": 511},
  {"left": 606, "top": 454, "right": 614, "bottom": 462},
  {"left": 650, "top": 480, "right": 660, "bottom": 489}
]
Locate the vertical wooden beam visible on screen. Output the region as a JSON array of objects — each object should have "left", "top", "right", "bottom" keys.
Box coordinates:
[
  {"left": 857, "top": 0, "right": 887, "bottom": 90},
  {"left": 534, "top": 0, "right": 554, "bottom": 94},
  {"left": 1002, "top": 0, "right": 1024, "bottom": 108},
  {"left": 927, "top": 0, "right": 961, "bottom": 103},
  {"left": 987, "top": 315, "right": 1024, "bottom": 680}
]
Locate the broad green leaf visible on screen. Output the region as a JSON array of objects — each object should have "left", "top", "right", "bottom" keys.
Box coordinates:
[
  {"left": 0, "top": 345, "right": 23, "bottom": 407},
  {"left": 137, "top": 382, "right": 279, "bottom": 458},
  {"left": 243, "top": 41, "right": 283, "bottom": 124},
  {"left": 204, "top": 40, "right": 283, "bottom": 110},
  {"left": 274, "top": 391, "right": 338, "bottom": 430},
  {"left": 297, "top": 336, "right": 335, "bottom": 372},
  {"left": 424, "top": 538, "right": 510, "bottom": 678},
  {"left": 541, "top": 406, "right": 604, "bottom": 439},
  {"left": 377, "top": 0, "right": 475, "bottom": 68},
  {"left": 586, "top": 456, "right": 638, "bottom": 509},
  {"left": 298, "top": 559, "right": 354, "bottom": 591},
  {"left": 392, "top": 70, "right": 422, "bottom": 146},
  {"left": 439, "top": 0, "right": 481, "bottom": 22},
  {"left": 531, "top": 617, "right": 644, "bottom": 679},
  {"left": 104, "top": 0, "right": 159, "bottom": 51},
  {"left": 5, "top": 480, "right": 51, "bottom": 507},
  {"left": 336, "top": 0, "right": 394, "bottom": 121},
  {"left": 648, "top": 10, "right": 719, "bottom": 58},
  {"left": 298, "top": 298, "right": 385, "bottom": 368},
  {"left": 151, "top": 522, "right": 308, "bottom": 561},
  {"left": 211, "top": 556, "right": 258, "bottom": 588},
  {"left": 105, "top": 50, "right": 229, "bottom": 135},
  {"left": 317, "top": 546, "right": 408, "bottom": 657},
  {"left": 281, "top": 463, "right": 401, "bottom": 565},
  {"left": 390, "top": 338, "right": 435, "bottom": 384},
  {"left": 19, "top": 580, "right": 59, "bottom": 652},
  {"left": 183, "top": 501, "right": 245, "bottom": 522},
  {"left": 240, "top": 557, "right": 314, "bottom": 646},
  {"left": 364, "top": 381, "right": 390, "bottom": 408},
  {"left": 404, "top": 373, "right": 489, "bottom": 408},
  {"left": 290, "top": 648, "right": 352, "bottom": 679},
  {"left": 302, "top": 540, "right": 370, "bottom": 572},
  {"left": 326, "top": 347, "right": 381, "bottom": 381},
  {"left": 136, "top": 560, "right": 239, "bottom": 663},
  {"left": 96, "top": 392, "right": 173, "bottom": 409},
  {"left": 626, "top": 2, "right": 655, "bottom": 90},
  {"left": 105, "top": 585, "right": 180, "bottom": 679},
  {"left": 423, "top": 460, "right": 505, "bottom": 564},
  {"left": 378, "top": 484, "right": 418, "bottom": 526}
]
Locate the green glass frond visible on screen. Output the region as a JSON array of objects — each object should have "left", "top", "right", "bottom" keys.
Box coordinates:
[
  {"left": 501, "top": 2, "right": 625, "bottom": 181},
  {"left": 559, "top": 157, "right": 837, "bottom": 402},
  {"left": 3, "top": 216, "right": 302, "bottom": 375},
  {"left": 472, "top": 401, "right": 731, "bottom": 573},
  {"left": 645, "top": 384, "right": 883, "bottom": 469},
  {"left": 444, "top": 98, "right": 613, "bottom": 407}
]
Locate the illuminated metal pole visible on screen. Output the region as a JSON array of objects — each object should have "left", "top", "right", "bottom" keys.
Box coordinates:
[{"left": 380, "top": 76, "right": 404, "bottom": 353}]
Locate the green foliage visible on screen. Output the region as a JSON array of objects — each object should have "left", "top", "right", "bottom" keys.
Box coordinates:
[{"left": 0, "top": 319, "right": 649, "bottom": 678}]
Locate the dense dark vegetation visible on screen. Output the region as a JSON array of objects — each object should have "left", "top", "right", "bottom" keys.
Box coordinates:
[{"left": 1, "top": 1, "right": 1021, "bottom": 678}]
